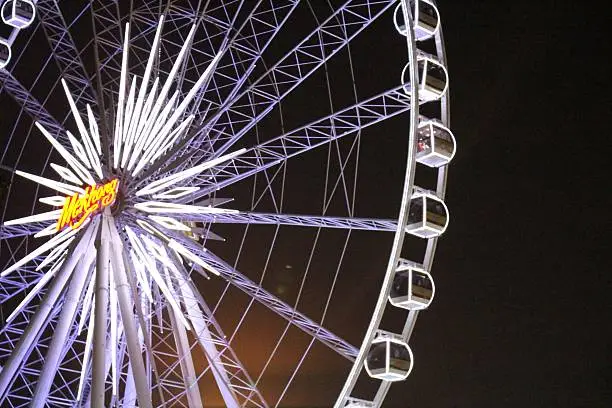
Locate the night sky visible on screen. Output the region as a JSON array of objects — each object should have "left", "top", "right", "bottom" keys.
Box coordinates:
[
  {"left": 0, "top": 1, "right": 610, "bottom": 407},
  {"left": 400, "top": 1, "right": 610, "bottom": 407}
]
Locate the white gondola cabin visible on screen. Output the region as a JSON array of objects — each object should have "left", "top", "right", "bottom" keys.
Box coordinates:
[
  {"left": 405, "top": 189, "right": 449, "bottom": 238},
  {"left": 393, "top": 0, "right": 440, "bottom": 41},
  {"left": 401, "top": 53, "right": 448, "bottom": 102},
  {"left": 389, "top": 260, "right": 435, "bottom": 310},
  {"left": 0, "top": 38, "right": 10, "bottom": 70},
  {"left": 2, "top": 0, "right": 36, "bottom": 29},
  {"left": 416, "top": 119, "right": 456, "bottom": 167},
  {"left": 365, "top": 337, "right": 414, "bottom": 381}
]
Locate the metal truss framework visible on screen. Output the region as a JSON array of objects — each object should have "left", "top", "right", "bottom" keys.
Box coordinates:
[
  {"left": 178, "top": 86, "right": 412, "bottom": 202},
  {"left": 0, "top": 0, "right": 454, "bottom": 407}
]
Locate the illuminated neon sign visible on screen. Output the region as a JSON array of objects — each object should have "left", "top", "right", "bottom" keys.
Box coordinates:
[{"left": 57, "top": 179, "right": 119, "bottom": 231}]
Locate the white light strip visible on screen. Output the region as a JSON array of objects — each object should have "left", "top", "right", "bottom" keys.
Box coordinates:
[
  {"left": 39, "top": 196, "right": 66, "bottom": 207},
  {"left": 151, "top": 186, "right": 200, "bottom": 200},
  {"left": 66, "top": 131, "right": 92, "bottom": 169},
  {"left": 167, "top": 239, "right": 220, "bottom": 276},
  {"left": 148, "top": 216, "right": 191, "bottom": 232},
  {"left": 15, "top": 170, "right": 84, "bottom": 196},
  {"left": 114, "top": 23, "right": 130, "bottom": 169},
  {"left": 3, "top": 209, "right": 62, "bottom": 226},
  {"left": 138, "top": 236, "right": 191, "bottom": 330},
  {"left": 136, "top": 148, "right": 246, "bottom": 197},
  {"left": 125, "top": 77, "right": 159, "bottom": 169},
  {"left": 78, "top": 120, "right": 104, "bottom": 180},
  {"left": 35, "top": 122, "right": 95, "bottom": 186},
  {"left": 35, "top": 237, "right": 72, "bottom": 270},
  {"left": 1, "top": 225, "right": 78, "bottom": 276},
  {"left": 76, "top": 302, "right": 95, "bottom": 401},
  {"left": 33, "top": 225, "right": 59, "bottom": 240},
  {"left": 138, "top": 51, "right": 223, "bottom": 169},
  {"left": 150, "top": 115, "right": 194, "bottom": 162},
  {"left": 50, "top": 163, "right": 82, "bottom": 185},
  {"left": 5, "top": 259, "right": 63, "bottom": 324},
  {"left": 134, "top": 201, "right": 238, "bottom": 215},
  {"left": 33, "top": 223, "right": 59, "bottom": 238},
  {"left": 86, "top": 104, "right": 102, "bottom": 155},
  {"left": 121, "top": 17, "right": 164, "bottom": 169},
  {"left": 123, "top": 76, "right": 138, "bottom": 142},
  {"left": 116, "top": 76, "right": 137, "bottom": 168},
  {"left": 129, "top": 250, "right": 154, "bottom": 303},
  {"left": 128, "top": 23, "right": 198, "bottom": 173},
  {"left": 61, "top": 79, "right": 100, "bottom": 178},
  {"left": 130, "top": 91, "right": 178, "bottom": 174},
  {"left": 77, "top": 268, "right": 96, "bottom": 334}
]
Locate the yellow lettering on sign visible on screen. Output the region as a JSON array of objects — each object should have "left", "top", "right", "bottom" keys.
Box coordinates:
[{"left": 57, "top": 179, "right": 119, "bottom": 231}]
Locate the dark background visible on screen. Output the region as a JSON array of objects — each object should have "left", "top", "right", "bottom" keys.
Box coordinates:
[
  {"left": 397, "top": 1, "right": 611, "bottom": 407},
  {"left": 0, "top": 1, "right": 610, "bottom": 407}
]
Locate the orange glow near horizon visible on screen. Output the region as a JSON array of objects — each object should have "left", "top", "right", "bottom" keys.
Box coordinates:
[{"left": 57, "top": 179, "right": 119, "bottom": 231}]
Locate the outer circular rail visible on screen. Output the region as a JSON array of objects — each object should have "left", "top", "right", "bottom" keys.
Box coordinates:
[{"left": 335, "top": 1, "right": 453, "bottom": 406}]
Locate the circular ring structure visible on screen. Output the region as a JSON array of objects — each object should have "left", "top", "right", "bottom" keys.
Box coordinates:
[{"left": 0, "top": 1, "right": 455, "bottom": 407}]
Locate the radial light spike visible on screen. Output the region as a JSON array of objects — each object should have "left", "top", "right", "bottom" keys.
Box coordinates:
[
  {"left": 78, "top": 268, "right": 96, "bottom": 334},
  {"left": 129, "top": 250, "right": 154, "bottom": 303},
  {"left": 115, "top": 75, "right": 137, "bottom": 168},
  {"left": 5, "top": 259, "right": 63, "bottom": 324},
  {"left": 121, "top": 17, "right": 164, "bottom": 169},
  {"left": 35, "top": 122, "right": 95, "bottom": 185},
  {"left": 33, "top": 223, "right": 59, "bottom": 238},
  {"left": 0, "top": 225, "right": 78, "bottom": 276},
  {"left": 14, "top": 170, "right": 84, "bottom": 196},
  {"left": 138, "top": 51, "right": 224, "bottom": 170},
  {"left": 129, "top": 21, "right": 201, "bottom": 174},
  {"left": 114, "top": 22, "right": 131, "bottom": 168},
  {"left": 123, "top": 76, "right": 138, "bottom": 141},
  {"left": 86, "top": 104, "right": 102, "bottom": 155},
  {"left": 149, "top": 216, "right": 191, "bottom": 232},
  {"left": 78, "top": 122, "right": 104, "bottom": 180},
  {"left": 36, "top": 237, "right": 72, "bottom": 270},
  {"left": 135, "top": 235, "right": 191, "bottom": 330},
  {"left": 136, "top": 148, "right": 246, "bottom": 196},
  {"left": 168, "top": 239, "right": 221, "bottom": 276},
  {"left": 76, "top": 302, "right": 95, "bottom": 401},
  {"left": 130, "top": 91, "right": 179, "bottom": 174},
  {"left": 3, "top": 209, "right": 62, "bottom": 226},
  {"left": 128, "top": 21, "right": 198, "bottom": 170},
  {"left": 151, "top": 115, "right": 195, "bottom": 162},
  {"left": 152, "top": 186, "right": 200, "bottom": 200},
  {"left": 66, "top": 131, "right": 92, "bottom": 169},
  {"left": 50, "top": 163, "right": 82, "bottom": 185},
  {"left": 125, "top": 77, "right": 159, "bottom": 169},
  {"left": 39, "top": 196, "right": 67, "bottom": 207},
  {"left": 61, "top": 78, "right": 101, "bottom": 175}
]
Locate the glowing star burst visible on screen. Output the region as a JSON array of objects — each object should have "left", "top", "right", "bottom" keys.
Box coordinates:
[{"left": 0, "top": 18, "right": 243, "bottom": 405}]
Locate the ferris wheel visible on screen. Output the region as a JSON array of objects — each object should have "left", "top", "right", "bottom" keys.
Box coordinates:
[{"left": 0, "top": 0, "right": 455, "bottom": 407}]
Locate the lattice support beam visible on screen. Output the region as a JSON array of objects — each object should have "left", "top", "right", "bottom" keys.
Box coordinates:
[
  {"left": 36, "top": 0, "right": 98, "bottom": 107},
  {"left": 178, "top": 86, "right": 411, "bottom": 203}
]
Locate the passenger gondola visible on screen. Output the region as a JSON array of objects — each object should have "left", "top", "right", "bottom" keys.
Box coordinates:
[
  {"left": 2, "top": 0, "right": 36, "bottom": 29},
  {"left": 393, "top": 0, "right": 440, "bottom": 41},
  {"left": 401, "top": 53, "right": 448, "bottom": 102},
  {"left": 416, "top": 119, "right": 456, "bottom": 167},
  {"left": 405, "top": 189, "right": 449, "bottom": 238},
  {"left": 389, "top": 260, "right": 435, "bottom": 310},
  {"left": 365, "top": 337, "right": 414, "bottom": 381}
]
